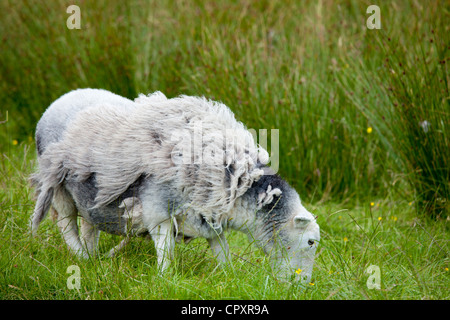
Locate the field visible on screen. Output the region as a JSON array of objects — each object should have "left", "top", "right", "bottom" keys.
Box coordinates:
[{"left": 0, "top": 0, "right": 448, "bottom": 300}]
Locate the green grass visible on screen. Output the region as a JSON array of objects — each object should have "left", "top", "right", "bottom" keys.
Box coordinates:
[
  {"left": 0, "top": 0, "right": 449, "bottom": 299},
  {"left": 0, "top": 144, "right": 448, "bottom": 299}
]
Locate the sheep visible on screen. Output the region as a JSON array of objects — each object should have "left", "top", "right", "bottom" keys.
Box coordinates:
[{"left": 30, "top": 88, "right": 320, "bottom": 282}]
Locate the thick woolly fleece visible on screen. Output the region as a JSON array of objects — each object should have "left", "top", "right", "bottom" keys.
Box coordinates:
[{"left": 30, "top": 89, "right": 269, "bottom": 233}]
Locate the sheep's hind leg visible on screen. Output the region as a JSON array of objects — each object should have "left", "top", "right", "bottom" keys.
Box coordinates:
[
  {"left": 53, "top": 188, "right": 88, "bottom": 259},
  {"left": 80, "top": 218, "right": 100, "bottom": 257}
]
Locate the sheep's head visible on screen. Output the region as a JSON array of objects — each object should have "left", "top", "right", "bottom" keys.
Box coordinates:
[{"left": 251, "top": 175, "right": 320, "bottom": 283}]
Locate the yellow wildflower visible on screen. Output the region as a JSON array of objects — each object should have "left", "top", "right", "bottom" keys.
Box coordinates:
[
  {"left": 309, "top": 282, "right": 315, "bottom": 286},
  {"left": 343, "top": 237, "right": 348, "bottom": 242},
  {"left": 378, "top": 217, "right": 382, "bottom": 221},
  {"left": 295, "top": 268, "right": 302, "bottom": 275},
  {"left": 370, "top": 202, "right": 375, "bottom": 207},
  {"left": 12, "top": 139, "right": 18, "bottom": 145},
  {"left": 367, "top": 127, "right": 373, "bottom": 134}
]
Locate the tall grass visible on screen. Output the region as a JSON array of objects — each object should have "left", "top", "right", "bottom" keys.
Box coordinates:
[
  {"left": 1, "top": 0, "right": 447, "bottom": 215},
  {"left": 375, "top": 30, "right": 449, "bottom": 217},
  {"left": 0, "top": 145, "right": 448, "bottom": 299},
  {"left": 338, "top": 26, "right": 449, "bottom": 218}
]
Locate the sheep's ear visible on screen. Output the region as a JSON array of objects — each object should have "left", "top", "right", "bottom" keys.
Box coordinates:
[
  {"left": 257, "top": 185, "right": 282, "bottom": 209},
  {"left": 294, "top": 216, "right": 311, "bottom": 229}
]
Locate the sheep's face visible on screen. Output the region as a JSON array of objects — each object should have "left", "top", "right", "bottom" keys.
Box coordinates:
[
  {"left": 280, "top": 201, "right": 320, "bottom": 283},
  {"left": 260, "top": 195, "right": 320, "bottom": 284}
]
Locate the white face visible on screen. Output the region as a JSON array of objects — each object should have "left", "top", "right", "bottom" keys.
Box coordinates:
[{"left": 272, "top": 198, "right": 320, "bottom": 283}]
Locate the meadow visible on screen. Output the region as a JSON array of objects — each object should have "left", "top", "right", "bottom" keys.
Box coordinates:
[{"left": 0, "top": 0, "right": 448, "bottom": 300}]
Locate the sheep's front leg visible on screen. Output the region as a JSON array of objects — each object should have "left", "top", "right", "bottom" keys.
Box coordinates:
[
  {"left": 149, "top": 219, "right": 175, "bottom": 273},
  {"left": 208, "top": 232, "right": 230, "bottom": 264}
]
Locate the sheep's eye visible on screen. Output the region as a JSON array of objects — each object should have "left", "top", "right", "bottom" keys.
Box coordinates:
[{"left": 308, "top": 240, "right": 314, "bottom": 246}]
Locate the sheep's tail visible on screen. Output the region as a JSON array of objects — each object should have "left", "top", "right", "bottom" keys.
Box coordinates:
[
  {"left": 29, "top": 146, "right": 70, "bottom": 235},
  {"left": 29, "top": 170, "right": 55, "bottom": 236},
  {"left": 30, "top": 185, "right": 54, "bottom": 236}
]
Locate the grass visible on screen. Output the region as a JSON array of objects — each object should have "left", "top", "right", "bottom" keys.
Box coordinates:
[
  {"left": 0, "top": 144, "right": 448, "bottom": 300},
  {"left": 0, "top": 0, "right": 449, "bottom": 299}
]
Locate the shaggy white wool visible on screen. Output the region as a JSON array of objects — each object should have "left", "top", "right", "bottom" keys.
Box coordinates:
[
  {"left": 257, "top": 185, "right": 282, "bottom": 210},
  {"left": 36, "top": 92, "right": 268, "bottom": 226}
]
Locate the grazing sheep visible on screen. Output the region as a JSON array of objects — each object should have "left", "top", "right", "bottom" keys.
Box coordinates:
[{"left": 30, "top": 88, "right": 320, "bottom": 282}]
